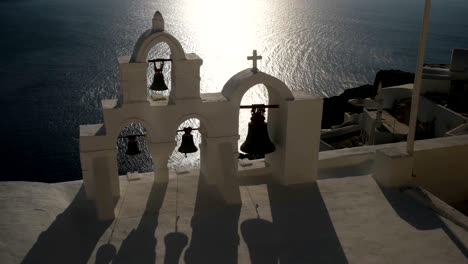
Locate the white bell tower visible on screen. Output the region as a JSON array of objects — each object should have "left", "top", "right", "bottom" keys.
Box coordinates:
[{"left": 79, "top": 11, "right": 323, "bottom": 221}]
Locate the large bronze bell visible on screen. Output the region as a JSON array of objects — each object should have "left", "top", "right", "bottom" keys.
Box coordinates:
[
  {"left": 126, "top": 135, "right": 141, "bottom": 155},
  {"left": 178, "top": 127, "right": 198, "bottom": 156},
  {"left": 149, "top": 61, "right": 168, "bottom": 91},
  {"left": 240, "top": 107, "right": 275, "bottom": 156}
]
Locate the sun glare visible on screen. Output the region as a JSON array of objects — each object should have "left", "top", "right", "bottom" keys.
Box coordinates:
[{"left": 182, "top": 0, "right": 268, "bottom": 92}]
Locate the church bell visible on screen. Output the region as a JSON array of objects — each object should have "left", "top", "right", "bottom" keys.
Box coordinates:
[
  {"left": 126, "top": 135, "right": 141, "bottom": 155},
  {"left": 177, "top": 127, "right": 198, "bottom": 156},
  {"left": 240, "top": 107, "right": 275, "bottom": 156},
  {"left": 149, "top": 61, "right": 168, "bottom": 91}
]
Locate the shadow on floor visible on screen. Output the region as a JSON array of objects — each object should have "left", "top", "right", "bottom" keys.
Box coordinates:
[
  {"left": 163, "top": 231, "right": 189, "bottom": 264},
  {"left": 94, "top": 243, "right": 116, "bottom": 264},
  {"left": 380, "top": 186, "right": 468, "bottom": 258},
  {"left": 241, "top": 218, "right": 279, "bottom": 264},
  {"left": 381, "top": 187, "right": 441, "bottom": 230},
  {"left": 21, "top": 187, "right": 112, "bottom": 264},
  {"left": 184, "top": 175, "right": 241, "bottom": 264},
  {"left": 112, "top": 182, "right": 168, "bottom": 264},
  {"left": 267, "top": 183, "right": 348, "bottom": 264}
]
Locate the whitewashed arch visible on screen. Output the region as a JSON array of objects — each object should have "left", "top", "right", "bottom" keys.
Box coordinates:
[
  {"left": 115, "top": 117, "right": 154, "bottom": 142},
  {"left": 130, "top": 31, "right": 186, "bottom": 62},
  {"left": 130, "top": 11, "right": 186, "bottom": 62},
  {"left": 221, "top": 69, "right": 294, "bottom": 106}
]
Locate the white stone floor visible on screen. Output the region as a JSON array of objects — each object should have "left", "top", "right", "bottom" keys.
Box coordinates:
[{"left": 2, "top": 169, "right": 468, "bottom": 263}]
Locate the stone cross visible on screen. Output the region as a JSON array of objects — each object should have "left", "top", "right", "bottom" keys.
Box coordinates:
[{"left": 247, "top": 50, "right": 262, "bottom": 73}]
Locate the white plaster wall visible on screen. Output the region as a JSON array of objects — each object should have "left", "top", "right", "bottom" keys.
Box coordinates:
[
  {"left": 381, "top": 85, "right": 412, "bottom": 109},
  {"left": 421, "top": 78, "right": 450, "bottom": 94},
  {"left": 380, "top": 86, "right": 466, "bottom": 138},
  {"left": 418, "top": 96, "right": 466, "bottom": 137},
  {"left": 359, "top": 109, "right": 375, "bottom": 143},
  {"left": 280, "top": 97, "right": 322, "bottom": 184},
  {"left": 319, "top": 135, "right": 468, "bottom": 203},
  {"left": 413, "top": 142, "right": 468, "bottom": 202},
  {"left": 102, "top": 100, "right": 238, "bottom": 143}
]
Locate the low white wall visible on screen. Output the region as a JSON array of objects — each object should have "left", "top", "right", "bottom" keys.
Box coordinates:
[
  {"left": 413, "top": 138, "right": 468, "bottom": 202},
  {"left": 418, "top": 96, "right": 467, "bottom": 137},
  {"left": 381, "top": 86, "right": 412, "bottom": 109},
  {"left": 380, "top": 86, "right": 466, "bottom": 138},
  {"left": 319, "top": 135, "right": 468, "bottom": 203},
  {"left": 359, "top": 109, "right": 374, "bottom": 144},
  {"left": 421, "top": 78, "right": 450, "bottom": 94}
]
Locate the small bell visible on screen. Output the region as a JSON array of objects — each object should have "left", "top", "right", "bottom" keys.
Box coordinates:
[
  {"left": 126, "top": 135, "right": 141, "bottom": 155},
  {"left": 240, "top": 107, "right": 275, "bottom": 156},
  {"left": 177, "top": 127, "right": 198, "bottom": 156},
  {"left": 149, "top": 61, "right": 168, "bottom": 91}
]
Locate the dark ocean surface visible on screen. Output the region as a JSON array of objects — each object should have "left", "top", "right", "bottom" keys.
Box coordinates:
[{"left": 0, "top": 0, "right": 467, "bottom": 182}]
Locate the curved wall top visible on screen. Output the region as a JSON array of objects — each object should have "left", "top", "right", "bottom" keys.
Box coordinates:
[
  {"left": 170, "top": 113, "right": 213, "bottom": 138},
  {"left": 221, "top": 69, "right": 294, "bottom": 105},
  {"left": 130, "top": 11, "right": 186, "bottom": 63},
  {"left": 115, "top": 117, "right": 154, "bottom": 142}
]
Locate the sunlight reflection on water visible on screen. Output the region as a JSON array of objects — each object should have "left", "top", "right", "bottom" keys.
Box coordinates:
[
  {"left": 2, "top": 0, "right": 466, "bottom": 180},
  {"left": 117, "top": 0, "right": 468, "bottom": 174}
]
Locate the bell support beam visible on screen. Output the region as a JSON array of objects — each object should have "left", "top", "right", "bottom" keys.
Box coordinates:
[
  {"left": 176, "top": 127, "right": 198, "bottom": 132},
  {"left": 239, "top": 104, "right": 279, "bottom": 109},
  {"left": 148, "top": 58, "right": 172, "bottom": 63}
]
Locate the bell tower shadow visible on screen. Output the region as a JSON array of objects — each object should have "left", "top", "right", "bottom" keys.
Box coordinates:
[
  {"left": 113, "top": 182, "right": 168, "bottom": 264},
  {"left": 267, "top": 183, "right": 348, "bottom": 263},
  {"left": 163, "top": 231, "right": 189, "bottom": 264},
  {"left": 183, "top": 174, "right": 241, "bottom": 264},
  {"left": 21, "top": 187, "right": 112, "bottom": 264},
  {"left": 241, "top": 218, "right": 280, "bottom": 264}
]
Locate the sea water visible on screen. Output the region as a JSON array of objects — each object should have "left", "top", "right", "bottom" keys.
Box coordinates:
[{"left": 0, "top": 0, "right": 467, "bottom": 181}]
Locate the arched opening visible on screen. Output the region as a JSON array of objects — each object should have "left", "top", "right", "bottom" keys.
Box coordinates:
[
  {"left": 238, "top": 84, "right": 270, "bottom": 158},
  {"left": 222, "top": 70, "right": 294, "bottom": 170},
  {"left": 116, "top": 122, "right": 154, "bottom": 176},
  {"left": 169, "top": 118, "right": 202, "bottom": 172},
  {"left": 146, "top": 42, "right": 172, "bottom": 100}
]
